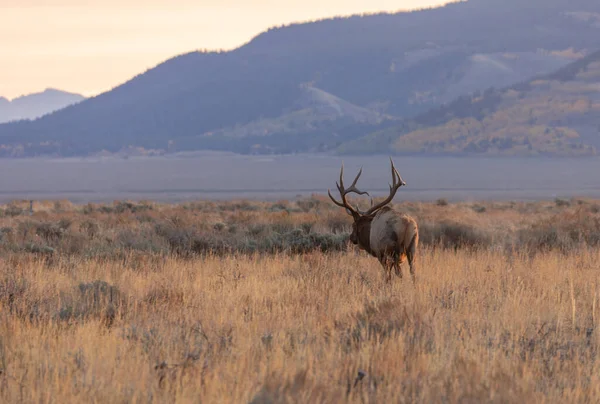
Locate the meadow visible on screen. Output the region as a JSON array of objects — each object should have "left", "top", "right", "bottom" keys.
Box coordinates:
[{"left": 1, "top": 196, "right": 600, "bottom": 403}]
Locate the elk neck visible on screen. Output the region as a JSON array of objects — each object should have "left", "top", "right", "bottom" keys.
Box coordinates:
[{"left": 356, "top": 216, "right": 376, "bottom": 256}]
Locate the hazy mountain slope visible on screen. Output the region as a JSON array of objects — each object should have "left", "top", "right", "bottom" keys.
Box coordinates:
[
  {"left": 237, "top": 0, "right": 599, "bottom": 113},
  {"left": 0, "top": 89, "right": 85, "bottom": 123},
  {"left": 437, "top": 50, "right": 581, "bottom": 104},
  {"left": 0, "top": 52, "right": 308, "bottom": 155},
  {"left": 0, "top": 0, "right": 599, "bottom": 157},
  {"left": 340, "top": 50, "right": 600, "bottom": 156},
  {"left": 172, "top": 86, "right": 399, "bottom": 154},
  {"left": 0, "top": 98, "right": 9, "bottom": 115}
]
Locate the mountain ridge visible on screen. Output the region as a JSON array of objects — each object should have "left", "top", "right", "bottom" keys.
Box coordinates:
[
  {"left": 0, "top": 88, "right": 86, "bottom": 124},
  {"left": 0, "top": 0, "right": 599, "bottom": 157}
]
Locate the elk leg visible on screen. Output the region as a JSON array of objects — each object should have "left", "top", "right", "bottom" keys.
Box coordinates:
[
  {"left": 406, "top": 235, "right": 418, "bottom": 283},
  {"left": 394, "top": 254, "right": 403, "bottom": 279},
  {"left": 394, "top": 261, "right": 402, "bottom": 276},
  {"left": 407, "top": 256, "right": 416, "bottom": 283},
  {"left": 408, "top": 262, "right": 415, "bottom": 283},
  {"left": 394, "top": 262, "right": 403, "bottom": 278},
  {"left": 379, "top": 256, "right": 393, "bottom": 283}
]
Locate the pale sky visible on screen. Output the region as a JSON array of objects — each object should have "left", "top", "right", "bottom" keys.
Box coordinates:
[{"left": 1, "top": 1, "right": 449, "bottom": 99}]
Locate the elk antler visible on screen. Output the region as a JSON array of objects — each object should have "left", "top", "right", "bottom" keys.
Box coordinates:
[
  {"left": 362, "top": 157, "right": 406, "bottom": 216},
  {"left": 327, "top": 162, "right": 370, "bottom": 216}
]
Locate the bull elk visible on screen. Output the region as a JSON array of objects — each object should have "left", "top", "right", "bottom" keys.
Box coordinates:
[{"left": 328, "top": 158, "right": 419, "bottom": 282}]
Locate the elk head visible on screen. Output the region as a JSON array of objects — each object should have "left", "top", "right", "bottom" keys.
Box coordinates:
[{"left": 327, "top": 158, "right": 407, "bottom": 253}]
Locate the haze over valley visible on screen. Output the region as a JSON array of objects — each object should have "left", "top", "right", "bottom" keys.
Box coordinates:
[{"left": 2, "top": 153, "right": 600, "bottom": 204}]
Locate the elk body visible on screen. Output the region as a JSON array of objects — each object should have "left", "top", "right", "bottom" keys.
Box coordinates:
[{"left": 328, "top": 159, "right": 419, "bottom": 282}]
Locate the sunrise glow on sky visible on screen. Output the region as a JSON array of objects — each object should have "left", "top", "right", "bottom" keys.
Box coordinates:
[{"left": 1, "top": 0, "right": 449, "bottom": 99}]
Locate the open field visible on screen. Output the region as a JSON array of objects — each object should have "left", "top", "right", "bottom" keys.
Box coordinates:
[{"left": 1, "top": 197, "right": 600, "bottom": 402}]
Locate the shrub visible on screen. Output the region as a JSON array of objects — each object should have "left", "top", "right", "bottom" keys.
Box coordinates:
[
  {"left": 0, "top": 276, "right": 44, "bottom": 322},
  {"left": 297, "top": 198, "right": 322, "bottom": 213},
  {"left": 98, "top": 206, "right": 114, "bottom": 214},
  {"left": 155, "top": 223, "right": 197, "bottom": 255},
  {"left": 117, "top": 228, "right": 166, "bottom": 254},
  {"left": 190, "top": 235, "right": 232, "bottom": 256},
  {"left": 247, "top": 224, "right": 267, "bottom": 237},
  {"left": 80, "top": 220, "right": 100, "bottom": 239},
  {"left": 23, "top": 243, "right": 56, "bottom": 256},
  {"left": 82, "top": 203, "right": 95, "bottom": 214},
  {"left": 4, "top": 205, "right": 24, "bottom": 217},
  {"left": 33, "top": 220, "right": 71, "bottom": 242},
  {"left": 326, "top": 214, "right": 350, "bottom": 234},
  {"left": 0, "top": 227, "right": 12, "bottom": 242},
  {"left": 58, "top": 280, "right": 126, "bottom": 327},
  {"left": 218, "top": 201, "right": 259, "bottom": 212},
  {"left": 519, "top": 212, "right": 600, "bottom": 253},
  {"left": 0, "top": 276, "right": 28, "bottom": 312},
  {"left": 419, "top": 220, "right": 493, "bottom": 250},
  {"left": 436, "top": 198, "right": 449, "bottom": 206},
  {"left": 300, "top": 222, "right": 315, "bottom": 234},
  {"left": 213, "top": 222, "right": 226, "bottom": 232},
  {"left": 244, "top": 229, "right": 348, "bottom": 254},
  {"left": 472, "top": 204, "right": 487, "bottom": 213},
  {"left": 269, "top": 202, "right": 289, "bottom": 212},
  {"left": 114, "top": 201, "right": 153, "bottom": 214},
  {"left": 145, "top": 285, "right": 185, "bottom": 307}
]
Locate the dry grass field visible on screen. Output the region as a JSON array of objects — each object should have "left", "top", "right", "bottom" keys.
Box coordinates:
[{"left": 1, "top": 196, "right": 600, "bottom": 403}]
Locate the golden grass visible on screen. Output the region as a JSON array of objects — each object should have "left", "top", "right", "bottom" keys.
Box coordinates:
[{"left": 1, "top": 199, "right": 600, "bottom": 402}]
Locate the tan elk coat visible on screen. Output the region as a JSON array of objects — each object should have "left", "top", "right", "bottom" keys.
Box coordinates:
[{"left": 369, "top": 206, "right": 419, "bottom": 271}]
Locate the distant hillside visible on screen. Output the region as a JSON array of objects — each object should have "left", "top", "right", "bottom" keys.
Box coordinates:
[
  {"left": 340, "top": 50, "right": 600, "bottom": 156},
  {"left": 173, "top": 86, "right": 400, "bottom": 154},
  {"left": 0, "top": 89, "right": 85, "bottom": 124},
  {"left": 0, "top": 0, "right": 599, "bottom": 157}
]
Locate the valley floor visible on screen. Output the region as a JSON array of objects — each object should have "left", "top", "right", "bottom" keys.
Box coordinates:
[{"left": 3, "top": 154, "right": 600, "bottom": 203}]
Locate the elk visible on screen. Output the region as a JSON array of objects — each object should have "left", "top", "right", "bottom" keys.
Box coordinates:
[{"left": 328, "top": 158, "right": 419, "bottom": 282}]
